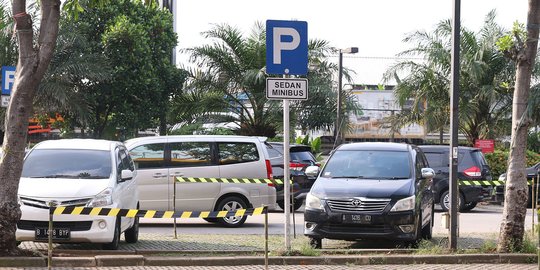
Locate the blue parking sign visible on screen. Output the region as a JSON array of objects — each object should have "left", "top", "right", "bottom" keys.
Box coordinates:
[
  {"left": 266, "top": 20, "right": 308, "bottom": 76},
  {"left": 1, "top": 66, "right": 16, "bottom": 95}
]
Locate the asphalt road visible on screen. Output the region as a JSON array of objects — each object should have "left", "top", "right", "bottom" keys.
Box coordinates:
[{"left": 139, "top": 203, "right": 539, "bottom": 235}]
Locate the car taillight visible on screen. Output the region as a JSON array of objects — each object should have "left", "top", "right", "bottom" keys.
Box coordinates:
[
  {"left": 290, "top": 162, "right": 306, "bottom": 171},
  {"left": 265, "top": 159, "right": 273, "bottom": 180},
  {"left": 463, "top": 166, "right": 482, "bottom": 177}
]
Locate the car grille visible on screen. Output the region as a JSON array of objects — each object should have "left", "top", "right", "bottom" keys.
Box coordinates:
[
  {"left": 320, "top": 224, "right": 392, "bottom": 235},
  {"left": 19, "top": 196, "right": 91, "bottom": 209},
  {"left": 327, "top": 198, "right": 390, "bottom": 213},
  {"left": 17, "top": 220, "right": 93, "bottom": 231}
]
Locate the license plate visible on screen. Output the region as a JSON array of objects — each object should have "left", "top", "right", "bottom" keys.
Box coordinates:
[
  {"left": 35, "top": 228, "right": 70, "bottom": 240},
  {"left": 342, "top": 214, "right": 372, "bottom": 224}
]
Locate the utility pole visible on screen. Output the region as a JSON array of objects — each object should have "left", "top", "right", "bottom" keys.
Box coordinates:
[{"left": 449, "top": 0, "right": 461, "bottom": 250}]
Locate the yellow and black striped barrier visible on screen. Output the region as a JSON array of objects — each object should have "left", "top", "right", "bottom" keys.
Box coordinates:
[
  {"left": 459, "top": 180, "right": 504, "bottom": 186},
  {"left": 50, "top": 206, "right": 267, "bottom": 218},
  {"left": 459, "top": 180, "right": 535, "bottom": 186},
  {"left": 176, "top": 177, "right": 291, "bottom": 185}
]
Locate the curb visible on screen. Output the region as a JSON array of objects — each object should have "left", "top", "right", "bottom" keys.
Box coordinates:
[{"left": 0, "top": 253, "right": 536, "bottom": 267}]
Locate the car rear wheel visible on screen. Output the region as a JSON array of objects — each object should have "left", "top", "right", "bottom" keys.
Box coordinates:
[
  {"left": 277, "top": 199, "right": 303, "bottom": 212},
  {"left": 216, "top": 196, "right": 248, "bottom": 228},
  {"left": 440, "top": 190, "right": 464, "bottom": 212},
  {"left": 460, "top": 202, "right": 477, "bottom": 212}
]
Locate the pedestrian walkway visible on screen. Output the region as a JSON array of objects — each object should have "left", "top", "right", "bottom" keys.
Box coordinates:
[{"left": 0, "top": 264, "right": 536, "bottom": 270}]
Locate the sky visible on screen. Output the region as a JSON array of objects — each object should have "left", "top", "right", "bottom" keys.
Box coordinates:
[{"left": 173, "top": 0, "right": 529, "bottom": 85}]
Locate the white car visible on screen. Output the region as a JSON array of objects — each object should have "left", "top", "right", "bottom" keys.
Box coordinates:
[
  {"left": 16, "top": 139, "right": 139, "bottom": 250},
  {"left": 124, "top": 135, "right": 277, "bottom": 227}
]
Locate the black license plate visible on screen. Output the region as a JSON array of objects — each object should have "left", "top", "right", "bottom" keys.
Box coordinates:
[
  {"left": 35, "top": 228, "right": 70, "bottom": 240},
  {"left": 342, "top": 214, "right": 372, "bottom": 224}
]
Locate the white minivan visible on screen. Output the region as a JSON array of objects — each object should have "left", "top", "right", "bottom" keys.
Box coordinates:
[
  {"left": 124, "top": 135, "right": 277, "bottom": 227},
  {"left": 16, "top": 139, "right": 139, "bottom": 250}
]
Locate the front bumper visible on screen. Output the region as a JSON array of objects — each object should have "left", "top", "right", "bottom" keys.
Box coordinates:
[
  {"left": 16, "top": 204, "right": 116, "bottom": 243},
  {"left": 304, "top": 209, "right": 417, "bottom": 241}
]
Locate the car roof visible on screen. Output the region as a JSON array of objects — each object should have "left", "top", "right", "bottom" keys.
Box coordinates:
[
  {"left": 33, "top": 139, "right": 119, "bottom": 151},
  {"left": 337, "top": 142, "right": 411, "bottom": 151},
  {"left": 268, "top": 142, "right": 311, "bottom": 149},
  {"left": 125, "top": 135, "right": 267, "bottom": 146},
  {"left": 418, "top": 145, "right": 480, "bottom": 151}
]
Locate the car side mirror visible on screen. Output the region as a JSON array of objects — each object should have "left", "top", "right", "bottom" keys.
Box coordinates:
[
  {"left": 305, "top": 165, "right": 320, "bottom": 178},
  {"left": 421, "top": 168, "right": 435, "bottom": 179},
  {"left": 120, "top": 169, "right": 133, "bottom": 181}
]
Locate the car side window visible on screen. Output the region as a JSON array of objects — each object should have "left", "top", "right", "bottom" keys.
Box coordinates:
[
  {"left": 425, "top": 152, "right": 445, "bottom": 168},
  {"left": 218, "top": 142, "right": 259, "bottom": 165},
  {"left": 130, "top": 143, "right": 165, "bottom": 169},
  {"left": 169, "top": 142, "right": 212, "bottom": 168},
  {"left": 119, "top": 148, "right": 134, "bottom": 171},
  {"left": 415, "top": 151, "right": 425, "bottom": 178}
]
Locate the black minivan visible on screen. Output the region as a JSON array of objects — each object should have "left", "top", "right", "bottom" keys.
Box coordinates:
[
  {"left": 418, "top": 145, "right": 492, "bottom": 212},
  {"left": 303, "top": 142, "right": 435, "bottom": 248}
]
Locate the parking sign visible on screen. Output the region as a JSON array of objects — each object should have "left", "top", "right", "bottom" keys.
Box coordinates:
[
  {"left": 266, "top": 20, "right": 308, "bottom": 76},
  {"left": 2, "top": 66, "right": 16, "bottom": 95}
]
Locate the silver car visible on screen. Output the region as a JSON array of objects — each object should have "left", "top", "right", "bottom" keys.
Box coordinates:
[{"left": 124, "top": 135, "right": 277, "bottom": 227}]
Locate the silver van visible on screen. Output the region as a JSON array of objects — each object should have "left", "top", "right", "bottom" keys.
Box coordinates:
[{"left": 124, "top": 135, "right": 277, "bottom": 227}]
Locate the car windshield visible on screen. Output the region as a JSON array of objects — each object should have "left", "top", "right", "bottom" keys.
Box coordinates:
[
  {"left": 22, "top": 149, "right": 112, "bottom": 179},
  {"left": 321, "top": 150, "right": 411, "bottom": 179}
]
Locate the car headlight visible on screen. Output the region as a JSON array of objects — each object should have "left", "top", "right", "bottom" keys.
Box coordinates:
[
  {"left": 87, "top": 188, "right": 113, "bottom": 207},
  {"left": 305, "top": 193, "right": 325, "bottom": 211},
  {"left": 390, "top": 195, "right": 415, "bottom": 212}
]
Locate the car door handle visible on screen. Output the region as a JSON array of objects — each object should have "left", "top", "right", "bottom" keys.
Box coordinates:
[
  {"left": 152, "top": 173, "right": 167, "bottom": 179},
  {"left": 170, "top": 172, "right": 184, "bottom": 177}
]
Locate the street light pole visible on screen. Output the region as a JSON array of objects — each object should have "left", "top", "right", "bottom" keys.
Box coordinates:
[{"left": 334, "top": 47, "right": 358, "bottom": 147}]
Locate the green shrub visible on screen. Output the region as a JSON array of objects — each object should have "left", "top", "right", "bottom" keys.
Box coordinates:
[
  {"left": 295, "top": 135, "right": 322, "bottom": 155},
  {"left": 485, "top": 149, "right": 540, "bottom": 177},
  {"left": 485, "top": 150, "right": 509, "bottom": 177}
]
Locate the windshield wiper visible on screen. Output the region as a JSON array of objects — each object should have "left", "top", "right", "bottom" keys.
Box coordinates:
[
  {"left": 372, "top": 176, "right": 409, "bottom": 180},
  {"left": 32, "top": 174, "right": 78, "bottom": 178},
  {"left": 331, "top": 176, "right": 366, "bottom": 179},
  {"left": 78, "top": 175, "right": 108, "bottom": 179}
]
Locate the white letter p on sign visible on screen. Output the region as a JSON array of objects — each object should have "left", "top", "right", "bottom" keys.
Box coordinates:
[{"left": 273, "top": 27, "right": 300, "bottom": 65}]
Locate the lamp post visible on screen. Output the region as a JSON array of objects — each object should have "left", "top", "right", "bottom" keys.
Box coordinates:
[{"left": 334, "top": 47, "right": 358, "bottom": 146}]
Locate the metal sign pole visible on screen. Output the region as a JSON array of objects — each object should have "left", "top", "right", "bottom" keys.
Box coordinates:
[
  {"left": 173, "top": 177, "right": 178, "bottom": 239},
  {"left": 449, "top": 0, "right": 461, "bottom": 250},
  {"left": 47, "top": 201, "right": 56, "bottom": 270},
  {"left": 284, "top": 93, "right": 291, "bottom": 251},
  {"left": 264, "top": 205, "right": 269, "bottom": 270}
]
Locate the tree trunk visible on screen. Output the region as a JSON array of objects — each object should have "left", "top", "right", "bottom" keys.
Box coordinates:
[
  {"left": 498, "top": 0, "right": 540, "bottom": 252},
  {"left": 0, "top": 0, "right": 60, "bottom": 255}
]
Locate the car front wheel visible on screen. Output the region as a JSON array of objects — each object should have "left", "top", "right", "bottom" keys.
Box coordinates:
[
  {"left": 124, "top": 217, "right": 139, "bottom": 243},
  {"left": 309, "top": 237, "right": 322, "bottom": 249},
  {"left": 103, "top": 218, "right": 120, "bottom": 250}
]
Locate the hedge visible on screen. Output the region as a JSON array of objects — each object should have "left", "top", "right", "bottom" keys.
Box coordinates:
[{"left": 484, "top": 150, "right": 540, "bottom": 177}]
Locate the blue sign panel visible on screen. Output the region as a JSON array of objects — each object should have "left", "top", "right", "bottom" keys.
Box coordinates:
[
  {"left": 1, "top": 66, "right": 16, "bottom": 95},
  {"left": 266, "top": 20, "right": 308, "bottom": 76}
]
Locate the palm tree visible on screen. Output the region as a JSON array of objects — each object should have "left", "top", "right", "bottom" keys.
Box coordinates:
[
  {"left": 176, "top": 23, "right": 350, "bottom": 138},
  {"left": 384, "top": 11, "right": 515, "bottom": 145},
  {"left": 33, "top": 21, "right": 113, "bottom": 132},
  {"left": 0, "top": 1, "right": 18, "bottom": 132}
]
